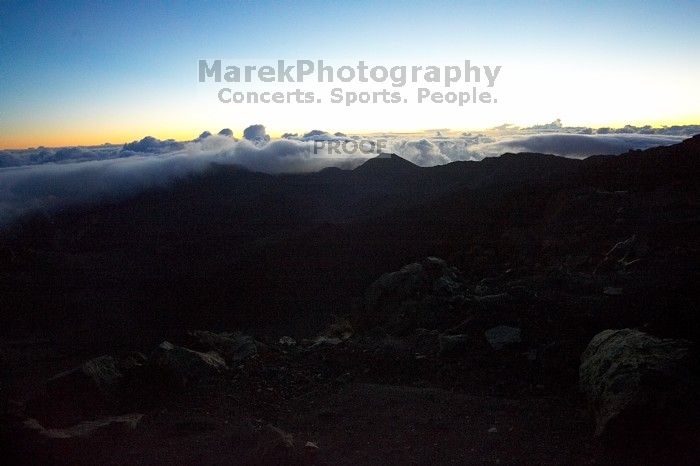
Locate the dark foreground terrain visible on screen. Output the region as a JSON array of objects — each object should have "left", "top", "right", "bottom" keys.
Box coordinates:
[{"left": 1, "top": 136, "right": 699, "bottom": 464}]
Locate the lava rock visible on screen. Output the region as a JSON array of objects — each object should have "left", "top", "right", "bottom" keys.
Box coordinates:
[
  {"left": 28, "top": 355, "right": 134, "bottom": 426},
  {"left": 363, "top": 257, "right": 466, "bottom": 334},
  {"left": 147, "top": 341, "right": 227, "bottom": 388},
  {"left": 185, "top": 330, "right": 257, "bottom": 364},
  {"left": 579, "top": 328, "right": 698, "bottom": 437}
]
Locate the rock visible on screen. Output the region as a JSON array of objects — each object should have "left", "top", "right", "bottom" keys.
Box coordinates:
[
  {"left": 23, "top": 413, "right": 143, "bottom": 439},
  {"left": 366, "top": 257, "right": 464, "bottom": 309},
  {"left": 474, "top": 293, "right": 512, "bottom": 306},
  {"left": 603, "top": 287, "right": 622, "bottom": 296},
  {"left": 279, "top": 336, "right": 297, "bottom": 346},
  {"left": 306, "top": 336, "right": 343, "bottom": 351},
  {"left": 579, "top": 329, "right": 698, "bottom": 437},
  {"left": 484, "top": 326, "right": 522, "bottom": 350},
  {"left": 366, "top": 262, "right": 431, "bottom": 310},
  {"left": 48, "top": 355, "right": 123, "bottom": 402},
  {"left": 186, "top": 330, "right": 257, "bottom": 364},
  {"left": 251, "top": 424, "right": 297, "bottom": 465},
  {"left": 320, "top": 318, "right": 354, "bottom": 341},
  {"left": 118, "top": 352, "right": 148, "bottom": 372},
  {"left": 438, "top": 334, "right": 470, "bottom": 356},
  {"left": 594, "top": 235, "right": 649, "bottom": 273},
  {"left": 304, "top": 441, "right": 319, "bottom": 464},
  {"left": 606, "top": 235, "right": 637, "bottom": 259},
  {"left": 28, "top": 355, "right": 133, "bottom": 426},
  {"left": 363, "top": 257, "right": 465, "bottom": 333},
  {"left": 433, "top": 274, "right": 464, "bottom": 301},
  {"left": 147, "top": 341, "right": 227, "bottom": 388}
]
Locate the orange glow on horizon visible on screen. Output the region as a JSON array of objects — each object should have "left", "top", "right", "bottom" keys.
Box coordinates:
[{"left": 1, "top": 116, "right": 699, "bottom": 150}]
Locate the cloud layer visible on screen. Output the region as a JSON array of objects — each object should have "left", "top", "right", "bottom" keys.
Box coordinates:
[{"left": 1, "top": 123, "right": 697, "bottom": 225}]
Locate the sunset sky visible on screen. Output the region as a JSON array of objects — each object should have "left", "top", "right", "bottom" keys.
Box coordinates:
[{"left": 1, "top": 0, "right": 699, "bottom": 149}]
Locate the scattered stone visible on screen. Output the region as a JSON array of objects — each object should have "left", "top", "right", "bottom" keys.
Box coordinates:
[
  {"left": 147, "top": 341, "right": 227, "bottom": 388},
  {"left": 118, "top": 352, "right": 148, "bottom": 372},
  {"left": 579, "top": 328, "right": 698, "bottom": 437},
  {"left": 606, "top": 235, "right": 636, "bottom": 258},
  {"left": 320, "top": 318, "right": 354, "bottom": 341},
  {"left": 187, "top": 330, "right": 257, "bottom": 364},
  {"left": 484, "top": 326, "right": 522, "bottom": 350},
  {"left": 306, "top": 336, "right": 343, "bottom": 351},
  {"left": 279, "top": 336, "right": 297, "bottom": 346},
  {"left": 603, "top": 287, "right": 622, "bottom": 296},
  {"left": 474, "top": 293, "right": 512, "bottom": 306},
  {"left": 595, "top": 235, "right": 649, "bottom": 273},
  {"left": 488, "top": 427, "right": 498, "bottom": 433}
]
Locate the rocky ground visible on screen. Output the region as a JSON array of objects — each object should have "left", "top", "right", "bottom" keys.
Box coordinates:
[
  {"left": 2, "top": 137, "right": 699, "bottom": 464},
  {"left": 2, "top": 256, "right": 698, "bottom": 465}
]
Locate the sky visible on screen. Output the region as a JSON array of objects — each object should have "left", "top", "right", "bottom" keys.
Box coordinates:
[{"left": 1, "top": 0, "right": 699, "bottom": 149}]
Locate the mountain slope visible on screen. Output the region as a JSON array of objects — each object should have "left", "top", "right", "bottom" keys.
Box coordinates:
[{"left": 0, "top": 136, "right": 698, "bottom": 345}]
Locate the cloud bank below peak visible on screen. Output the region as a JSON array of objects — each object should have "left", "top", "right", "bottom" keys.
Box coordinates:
[{"left": 0, "top": 123, "right": 697, "bottom": 225}]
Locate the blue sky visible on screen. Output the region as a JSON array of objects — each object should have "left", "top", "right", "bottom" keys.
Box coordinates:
[{"left": 1, "top": 0, "right": 699, "bottom": 148}]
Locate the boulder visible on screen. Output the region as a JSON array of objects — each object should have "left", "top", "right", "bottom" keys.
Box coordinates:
[
  {"left": 364, "top": 257, "right": 466, "bottom": 333},
  {"left": 147, "top": 341, "right": 227, "bottom": 388},
  {"left": 366, "top": 262, "right": 430, "bottom": 310},
  {"left": 579, "top": 329, "right": 698, "bottom": 437},
  {"left": 484, "top": 326, "right": 522, "bottom": 350},
  {"left": 603, "top": 287, "right": 622, "bottom": 296},
  {"left": 28, "top": 355, "right": 137, "bottom": 426},
  {"left": 47, "top": 355, "right": 123, "bottom": 403},
  {"left": 186, "top": 330, "right": 257, "bottom": 364},
  {"left": 279, "top": 336, "right": 297, "bottom": 346},
  {"left": 474, "top": 293, "right": 512, "bottom": 306},
  {"left": 366, "top": 257, "right": 465, "bottom": 309}
]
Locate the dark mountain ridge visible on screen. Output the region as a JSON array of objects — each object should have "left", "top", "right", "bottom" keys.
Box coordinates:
[{"left": 0, "top": 136, "right": 698, "bottom": 346}]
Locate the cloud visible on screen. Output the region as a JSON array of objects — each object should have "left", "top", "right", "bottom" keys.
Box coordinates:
[
  {"left": 0, "top": 135, "right": 367, "bottom": 224},
  {"left": 243, "top": 124, "right": 270, "bottom": 143},
  {"left": 388, "top": 139, "right": 452, "bottom": 165},
  {"left": 1, "top": 145, "right": 131, "bottom": 168},
  {"left": 525, "top": 119, "right": 563, "bottom": 131},
  {"left": 0, "top": 122, "right": 697, "bottom": 225},
  {"left": 466, "top": 133, "right": 686, "bottom": 159},
  {"left": 122, "top": 136, "right": 185, "bottom": 153}
]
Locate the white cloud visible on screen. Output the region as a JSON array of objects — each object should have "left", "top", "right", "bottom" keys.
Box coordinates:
[{"left": 0, "top": 123, "right": 697, "bottom": 224}]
